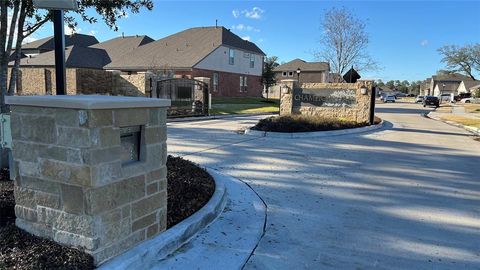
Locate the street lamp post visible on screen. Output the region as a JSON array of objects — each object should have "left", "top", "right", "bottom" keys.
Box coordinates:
[
  {"left": 296, "top": 68, "right": 301, "bottom": 84},
  {"left": 33, "top": 0, "right": 78, "bottom": 95}
]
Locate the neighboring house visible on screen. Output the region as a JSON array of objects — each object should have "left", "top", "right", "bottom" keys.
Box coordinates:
[
  {"left": 106, "top": 26, "right": 266, "bottom": 97},
  {"left": 328, "top": 73, "right": 345, "bottom": 83},
  {"left": 457, "top": 80, "right": 480, "bottom": 94},
  {"left": 470, "top": 84, "right": 480, "bottom": 96},
  {"left": 90, "top": 35, "right": 154, "bottom": 66},
  {"left": 8, "top": 35, "right": 156, "bottom": 96},
  {"left": 427, "top": 73, "right": 473, "bottom": 96},
  {"left": 420, "top": 78, "right": 432, "bottom": 96},
  {"left": 19, "top": 33, "right": 99, "bottom": 57},
  {"left": 273, "top": 59, "right": 330, "bottom": 85}
]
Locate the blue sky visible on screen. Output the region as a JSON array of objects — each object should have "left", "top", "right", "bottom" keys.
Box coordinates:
[{"left": 33, "top": 0, "right": 480, "bottom": 82}]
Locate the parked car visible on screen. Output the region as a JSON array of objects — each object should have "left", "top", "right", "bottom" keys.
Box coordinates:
[
  {"left": 415, "top": 96, "right": 424, "bottom": 103},
  {"left": 438, "top": 93, "right": 453, "bottom": 103},
  {"left": 460, "top": 97, "right": 477, "bottom": 103},
  {"left": 384, "top": 95, "right": 396, "bottom": 103},
  {"left": 423, "top": 96, "right": 439, "bottom": 107},
  {"left": 454, "top": 92, "right": 472, "bottom": 102}
]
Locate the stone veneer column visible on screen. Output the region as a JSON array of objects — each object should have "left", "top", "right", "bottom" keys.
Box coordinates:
[
  {"left": 279, "top": 79, "right": 297, "bottom": 116},
  {"left": 6, "top": 95, "right": 171, "bottom": 265}
]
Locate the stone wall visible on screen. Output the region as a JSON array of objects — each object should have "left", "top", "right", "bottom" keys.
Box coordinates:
[
  {"left": 8, "top": 68, "right": 153, "bottom": 97},
  {"left": 279, "top": 80, "right": 374, "bottom": 123},
  {"left": 9, "top": 98, "right": 169, "bottom": 265}
]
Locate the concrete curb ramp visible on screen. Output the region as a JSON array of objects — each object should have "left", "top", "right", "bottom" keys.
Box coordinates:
[
  {"left": 99, "top": 168, "right": 266, "bottom": 270},
  {"left": 244, "top": 121, "right": 384, "bottom": 138},
  {"left": 427, "top": 112, "right": 480, "bottom": 135}
]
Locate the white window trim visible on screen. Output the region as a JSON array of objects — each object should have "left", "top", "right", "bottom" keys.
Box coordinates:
[
  {"left": 213, "top": 72, "right": 219, "bottom": 92},
  {"left": 282, "top": 72, "right": 287, "bottom": 77},
  {"left": 229, "top": 48, "right": 235, "bottom": 65},
  {"left": 250, "top": 54, "right": 255, "bottom": 68}
]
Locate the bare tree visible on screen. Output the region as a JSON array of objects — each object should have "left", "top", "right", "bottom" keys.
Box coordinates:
[
  {"left": 0, "top": 0, "right": 154, "bottom": 112},
  {"left": 315, "top": 7, "right": 377, "bottom": 76},
  {"left": 438, "top": 44, "right": 480, "bottom": 80}
]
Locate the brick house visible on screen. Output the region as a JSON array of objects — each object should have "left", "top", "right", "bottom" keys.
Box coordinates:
[
  {"left": 9, "top": 35, "right": 156, "bottom": 96},
  {"left": 105, "top": 26, "right": 266, "bottom": 97}
]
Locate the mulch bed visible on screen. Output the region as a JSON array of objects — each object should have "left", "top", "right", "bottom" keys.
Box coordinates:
[
  {"left": 166, "top": 155, "right": 215, "bottom": 228},
  {"left": 0, "top": 156, "right": 215, "bottom": 269},
  {"left": 251, "top": 115, "right": 382, "bottom": 133}
]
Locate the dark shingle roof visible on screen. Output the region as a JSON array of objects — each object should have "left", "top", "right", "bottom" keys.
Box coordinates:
[
  {"left": 274, "top": 59, "right": 329, "bottom": 72},
  {"left": 460, "top": 80, "right": 480, "bottom": 89},
  {"left": 12, "top": 45, "right": 109, "bottom": 69},
  {"left": 105, "top": 26, "right": 265, "bottom": 70},
  {"left": 21, "top": 34, "right": 99, "bottom": 50},
  {"left": 90, "top": 35, "right": 154, "bottom": 65},
  {"left": 432, "top": 73, "right": 473, "bottom": 82}
]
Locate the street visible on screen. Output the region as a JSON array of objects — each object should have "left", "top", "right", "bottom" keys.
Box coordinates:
[{"left": 167, "top": 102, "right": 480, "bottom": 269}]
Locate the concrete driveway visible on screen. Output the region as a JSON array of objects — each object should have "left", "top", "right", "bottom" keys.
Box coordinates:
[{"left": 167, "top": 102, "right": 480, "bottom": 269}]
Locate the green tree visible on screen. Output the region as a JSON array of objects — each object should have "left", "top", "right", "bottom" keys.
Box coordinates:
[
  {"left": 0, "top": 0, "right": 154, "bottom": 112},
  {"left": 376, "top": 79, "right": 385, "bottom": 88},
  {"left": 262, "top": 56, "right": 279, "bottom": 100},
  {"left": 385, "top": 80, "right": 395, "bottom": 89},
  {"left": 438, "top": 44, "right": 480, "bottom": 80}
]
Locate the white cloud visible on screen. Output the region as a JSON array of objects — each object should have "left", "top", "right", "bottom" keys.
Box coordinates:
[
  {"left": 257, "top": 38, "right": 264, "bottom": 43},
  {"left": 242, "top": 36, "right": 251, "bottom": 41},
  {"left": 420, "top": 39, "right": 428, "bottom": 46},
  {"left": 232, "top": 9, "right": 240, "bottom": 18},
  {"left": 89, "top": 30, "right": 98, "bottom": 36},
  {"left": 242, "top": 7, "right": 264, "bottom": 19},
  {"left": 231, "top": 24, "right": 260, "bottom": 32},
  {"left": 64, "top": 25, "right": 81, "bottom": 35}
]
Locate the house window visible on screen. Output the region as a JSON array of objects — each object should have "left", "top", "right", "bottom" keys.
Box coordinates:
[
  {"left": 240, "top": 76, "right": 248, "bottom": 92},
  {"left": 250, "top": 54, "right": 255, "bottom": 68},
  {"left": 282, "top": 72, "right": 287, "bottom": 77},
  {"left": 288, "top": 71, "right": 293, "bottom": 77},
  {"left": 229, "top": 48, "right": 235, "bottom": 65},
  {"left": 213, "top": 72, "right": 219, "bottom": 92}
]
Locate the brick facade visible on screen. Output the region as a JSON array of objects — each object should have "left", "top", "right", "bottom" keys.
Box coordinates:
[{"left": 167, "top": 68, "right": 263, "bottom": 97}]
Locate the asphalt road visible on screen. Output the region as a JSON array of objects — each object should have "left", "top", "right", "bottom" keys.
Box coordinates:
[{"left": 167, "top": 102, "right": 480, "bottom": 270}]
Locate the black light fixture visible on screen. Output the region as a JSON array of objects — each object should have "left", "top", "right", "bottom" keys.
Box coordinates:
[{"left": 296, "top": 68, "right": 301, "bottom": 82}]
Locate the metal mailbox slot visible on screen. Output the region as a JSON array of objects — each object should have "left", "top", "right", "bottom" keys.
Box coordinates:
[{"left": 120, "top": 126, "right": 141, "bottom": 166}]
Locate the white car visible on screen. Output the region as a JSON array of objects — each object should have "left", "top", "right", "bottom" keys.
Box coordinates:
[
  {"left": 383, "top": 95, "right": 396, "bottom": 103},
  {"left": 460, "top": 97, "right": 477, "bottom": 103},
  {"left": 415, "top": 96, "right": 424, "bottom": 103}
]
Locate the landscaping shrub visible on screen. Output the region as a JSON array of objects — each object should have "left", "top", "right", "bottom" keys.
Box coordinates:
[{"left": 252, "top": 115, "right": 381, "bottom": 133}]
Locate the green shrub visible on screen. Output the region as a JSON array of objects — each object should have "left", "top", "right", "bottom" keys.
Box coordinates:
[{"left": 252, "top": 115, "right": 380, "bottom": 133}]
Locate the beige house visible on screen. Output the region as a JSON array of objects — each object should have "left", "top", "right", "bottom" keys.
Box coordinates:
[
  {"left": 422, "top": 73, "right": 473, "bottom": 96},
  {"left": 457, "top": 80, "right": 480, "bottom": 94},
  {"left": 273, "top": 59, "right": 330, "bottom": 84}
]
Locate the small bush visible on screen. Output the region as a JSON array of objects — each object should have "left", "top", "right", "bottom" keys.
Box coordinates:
[{"left": 252, "top": 115, "right": 381, "bottom": 133}]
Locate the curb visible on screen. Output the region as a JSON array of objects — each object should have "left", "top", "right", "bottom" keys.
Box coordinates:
[
  {"left": 98, "top": 170, "right": 228, "bottom": 270},
  {"left": 244, "top": 120, "right": 385, "bottom": 138},
  {"left": 168, "top": 112, "right": 278, "bottom": 123},
  {"left": 149, "top": 168, "right": 267, "bottom": 270},
  {"left": 426, "top": 112, "right": 480, "bottom": 135}
]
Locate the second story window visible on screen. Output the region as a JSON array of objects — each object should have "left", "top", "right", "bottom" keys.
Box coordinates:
[
  {"left": 229, "top": 48, "right": 235, "bottom": 65},
  {"left": 250, "top": 54, "right": 255, "bottom": 68},
  {"left": 282, "top": 72, "right": 287, "bottom": 77},
  {"left": 288, "top": 71, "right": 293, "bottom": 77},
  {"left": 213, "top": 72, "right": 219, "bottom": 92}
]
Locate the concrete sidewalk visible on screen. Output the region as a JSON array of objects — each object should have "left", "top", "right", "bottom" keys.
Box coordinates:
[{"left": 167, "top": 102, "right": 480, "bottom": 269}]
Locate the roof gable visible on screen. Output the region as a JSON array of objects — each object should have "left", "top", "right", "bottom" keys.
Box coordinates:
[
  {"left": 105, "top": 26, "right": 264, "bottom": 70},
  {"left": 22, "top": 34, "right": 99, "bottom": 51},
  {"left": 274, "top": 59, "right": 329, "bottom": 72}
]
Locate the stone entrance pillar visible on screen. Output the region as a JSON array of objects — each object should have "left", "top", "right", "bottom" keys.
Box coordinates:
[{"left": 6, "top": 95, "right": 171, "bottom": 265}]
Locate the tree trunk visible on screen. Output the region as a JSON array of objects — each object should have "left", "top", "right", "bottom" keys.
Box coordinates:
[
  {"left": 0, "top": 1, "right": 9, "bottom": 113},
  {"left": 8, "top": 3, "right": 27, "bottom": 96}
]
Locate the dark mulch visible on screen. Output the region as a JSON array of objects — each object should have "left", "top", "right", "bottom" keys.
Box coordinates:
[
  {"left": 166, "top": 155, "right": 215, "bottom": 228},
  {"left": 0, "top": 225, "right": 94, "bottom": 270},
  {"left": 0, "top": 156, "right": 215, "bottom": 269},
  {"left": 252, "top": 115, "right": 382, "bottom": 133},
  {"left": 0, "top": 168, "right": 15, "bottom": 226}
]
